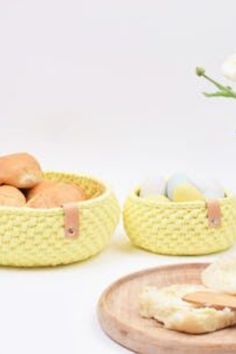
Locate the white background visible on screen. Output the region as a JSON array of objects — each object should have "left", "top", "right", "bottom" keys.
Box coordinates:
[{"left": 0, "top": 1, "right": 236, "bottom": 353}]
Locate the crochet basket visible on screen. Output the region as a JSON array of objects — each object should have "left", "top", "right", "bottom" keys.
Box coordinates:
[
  {"left": 0, "top": 172, "right": 120, "bottom": 267},
  {"left": 123, "top": 188, "right": 236, "bottom": 256}
]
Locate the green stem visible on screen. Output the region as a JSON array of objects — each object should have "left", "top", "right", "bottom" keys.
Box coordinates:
[
  {"left": 204, "top": 91, "right": 236, "bottom": 98},
  {"left": 201, "top": 73, "right": 229, "bottom": 92},
  {"left": 196, "top": 67, "right": 236, "bottom": 99}
]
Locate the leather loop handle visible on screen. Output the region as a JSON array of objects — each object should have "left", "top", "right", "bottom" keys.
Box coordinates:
[
  {"left": 62, "top": 203, "right": 80, "bottom": 239},
  {"left": 207, "top": 199, "right": 221, "bottom": 228}
]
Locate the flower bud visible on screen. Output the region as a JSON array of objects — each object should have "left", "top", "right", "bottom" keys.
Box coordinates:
[
  {"left": 196, "top": 67, "right": 205, "bottom": 76},
  {"left": 222, "top": 54, "right": 236, "bottom": 82}
]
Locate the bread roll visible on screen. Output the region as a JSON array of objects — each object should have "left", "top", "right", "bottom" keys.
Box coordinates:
[
  {"left": 0, "top": 153, "right": 42, "bottom": 188},
  {"left": 202, "top": 258, "right": 236, "bottom": 295},
  {"left": 26, "top": 180, "right": 55, "bottom": 199},
  {"left": 0, "top": 185, "right": 26, "bottom": 207},
  {"left": 139, "top": 284, "right": 236, "bottom": 334},
  {"left": 27, "top": 180, "right": 86, "bottom": 208}
]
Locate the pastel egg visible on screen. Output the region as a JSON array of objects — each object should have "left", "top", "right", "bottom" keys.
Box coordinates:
[
  {"left": 204, "top": 187, "right": 225, "bottom": 199},
  {"left": 140, "top": 176, "right": 166, "bottom": 198},
  {"left": 171, "top": 183, "right": 205, "bottom": 202},
  {"left": 146, "top": 195, "right": 170, "bottom": 203},
  {"left": 192, "top": 177, "right": 225, "bottom": 199},
  {"left": 167, "top": 174, "right": 190, "bottom": 199}
]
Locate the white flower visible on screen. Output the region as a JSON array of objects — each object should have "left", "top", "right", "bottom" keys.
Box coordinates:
[{"left": 222, "top": 54, "right": 236, "bottom": 82}]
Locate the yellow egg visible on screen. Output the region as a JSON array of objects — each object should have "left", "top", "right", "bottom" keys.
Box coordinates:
[
  {"left": 172, "top": 183, "right": 205, "bottom": 202},
  {"left": 146, "top": 195, "right": 170, "bottom": 203}
]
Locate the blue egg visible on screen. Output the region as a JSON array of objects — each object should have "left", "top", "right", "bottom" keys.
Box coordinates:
[{"left": 191, "top": 177, "right": 225, "bottom": 199}]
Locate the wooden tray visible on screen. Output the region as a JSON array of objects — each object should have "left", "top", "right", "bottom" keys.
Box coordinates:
[{"left": 97, "top": 263, "right": 236, "bottom": 354}]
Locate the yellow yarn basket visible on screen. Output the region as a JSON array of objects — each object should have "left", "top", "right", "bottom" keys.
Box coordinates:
[
  {"left": 123, "top": 188, "right": 236, "bottom": 256},
  {"left": 0, "top": 172, "right": 120, "bottom": 267}
]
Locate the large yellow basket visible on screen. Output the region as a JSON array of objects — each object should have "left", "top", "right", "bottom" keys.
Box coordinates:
[
  {"left": 0, "top": 172, "right": 120, "bottom": 267},
  {"left": 123, "top": 188, "right": 236, "bottom": 256}
]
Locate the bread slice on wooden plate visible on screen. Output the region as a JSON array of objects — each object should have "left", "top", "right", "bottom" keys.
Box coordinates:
[{"left": 139, "top": 284, "right": 236, "bottom": 334}]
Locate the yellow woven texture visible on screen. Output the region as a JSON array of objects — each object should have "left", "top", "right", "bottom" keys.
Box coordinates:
[
  {"left": 0, "top": 172, "right": 120, "bottom": 267},
  {"left": 124, "top": 191, "right": 236, "bottom": 256}
]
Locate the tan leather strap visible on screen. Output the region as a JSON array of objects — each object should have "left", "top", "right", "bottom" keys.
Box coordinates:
[
  {"left": 62, "top": 203, "right": 80, "bottom": 239},
  {"left": 207, "top": 199, "right": 221, "bottom": 228}
]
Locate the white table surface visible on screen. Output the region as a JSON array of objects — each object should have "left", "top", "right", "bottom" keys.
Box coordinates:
[{"left": 0, "top": 226, "right": 235, "bottom": 354}]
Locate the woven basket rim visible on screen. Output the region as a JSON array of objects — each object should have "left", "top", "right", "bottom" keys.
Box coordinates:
[
  {"left": 0, "top": 171, "right": 113, "bottom": 215},
  {"left": 127, "top": 186, "right": 235, "bottom": 209}
]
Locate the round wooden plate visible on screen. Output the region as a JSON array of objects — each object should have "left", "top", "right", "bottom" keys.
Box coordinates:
[{"left": 97, "top": 263, "right": 236, "bottom": 354}]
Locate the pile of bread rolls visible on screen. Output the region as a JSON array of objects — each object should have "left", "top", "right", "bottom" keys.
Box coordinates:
[
  {"left": 0, "top": 153, "right": 86, "bottom": 208},
  {"left": 140, "top": 173, "right": 225, "bottom": 202}
]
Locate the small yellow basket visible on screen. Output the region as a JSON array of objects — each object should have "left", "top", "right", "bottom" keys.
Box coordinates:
[
  {"left": 123, "top": 188, "right": 236, "bottom": 256},
  {"left": 0, "top": 172, "right": 120, "bottom": 267}
]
